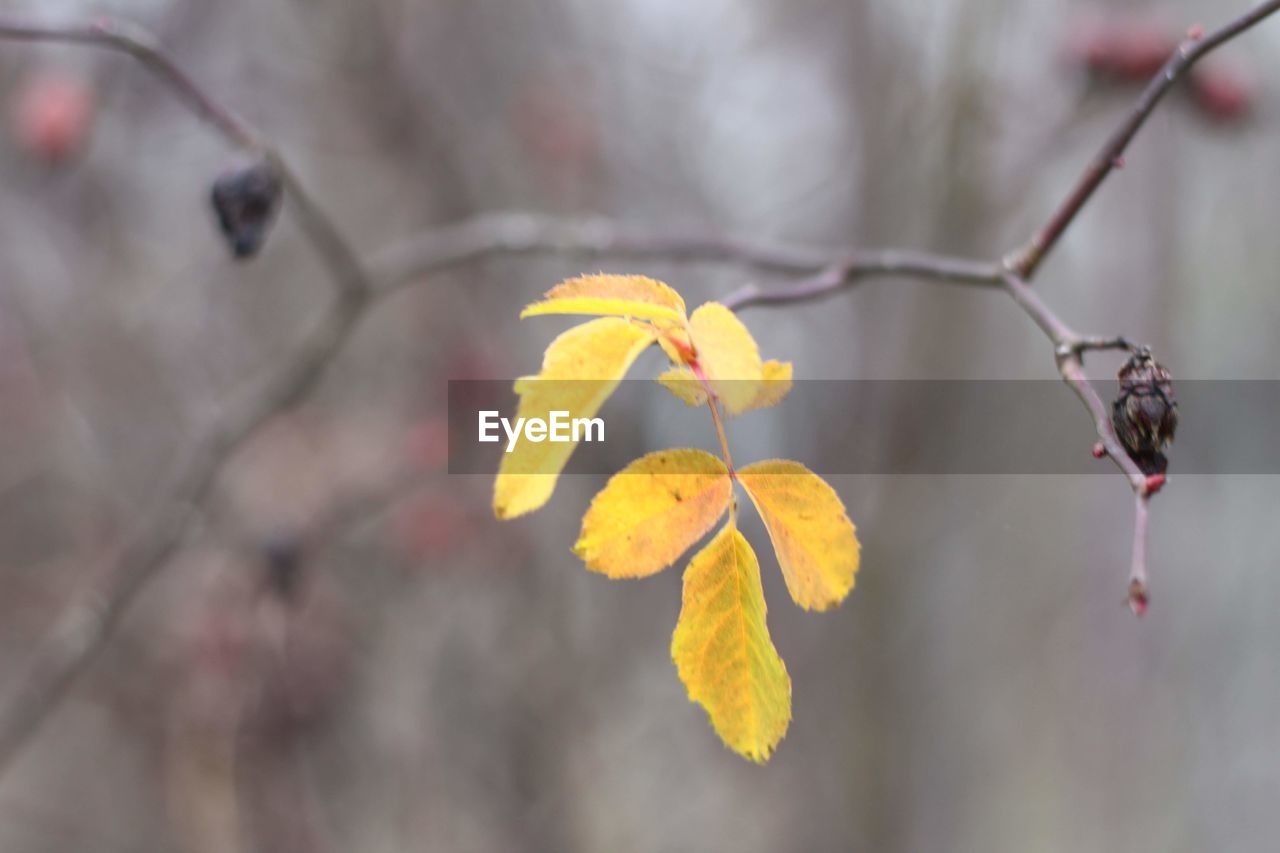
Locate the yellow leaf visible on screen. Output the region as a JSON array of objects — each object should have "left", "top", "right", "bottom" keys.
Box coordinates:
[
  {"left": 656, "top": 367, "right": 707, "bottom": 407},
  {"left": 656, "top": 326, "right": 694, "bottom": 364},
  {"left": 493, "top": 318, "right": 656, "bottom": 519},
  {"left": 574, "top": 449, "right": 732, "bottom": 578},
  {"left": 672, "top": 519, "right": 791, "bottom": 763},
  {"left": 657, "top": 359, "right": 792, "bottom": 411},
  {"left": 745, "top": 360, "right": 793, "bottom": 411},
  {"left": 736, "top": 460, "right": 859, "bottom": 610},
  {"left": 687, "top": 302, "right": 763, "bottom": 415},
  {"left": 521, "top": 274, "right": 687, "bottom": 326}
]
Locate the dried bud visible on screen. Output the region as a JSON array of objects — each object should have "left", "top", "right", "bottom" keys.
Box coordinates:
[
  {"left": 1111, "top": 347, "right": 1177, "bottom": 475},
  {"left": 261, "top": 532, "right": 305, "bottom": 602},
  {"left": 210, "top": 159, "right": 282, "bottom": 259}
]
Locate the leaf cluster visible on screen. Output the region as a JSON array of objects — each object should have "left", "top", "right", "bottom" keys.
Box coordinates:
[{"left": 494, "top": 274, "right": 859, "bottom": 762}]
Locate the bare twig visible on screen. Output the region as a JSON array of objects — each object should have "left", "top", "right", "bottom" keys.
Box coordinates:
[
  {"left": 1007, "top": 0, "right": 1280, "bottom": 278},
  {"left": 367, "top": 212, "right": 837, "bottom": 289},
  {"left": 0, "top": 16, "right": 370, "bottom": 300},
  {"left": 1129, "top": 495, "right": 1152, "bottom": 616},
  {"left": 999, "top": 274, "right": 1148, "bottom": 492},
  {"left": 720, "top": 253, "right": 1003, "bottom": 311},
  {"left": 361, "top": 210, "right": 1003, "bottom": 299}
]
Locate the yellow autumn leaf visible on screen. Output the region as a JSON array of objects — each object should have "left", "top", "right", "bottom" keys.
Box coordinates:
[
  {"left": 656, "top": 326, "right": 694, "bottom": 365},
  {"left": 658, "top": 359, "right": 794, "bottom": 411},
  {"left": 687, "top": 302, "right": 763, "bottom": 415},
  {"left": 521, "top": 274, "right": 687, "bottom": 326},
  {"left": 493, "top": 318, "right": 656, "bottom": 519},
  {"left": 747, "top": 360, "right": 793, "bottom": 410},
  {"left": 656, "top": 367, "right": 708, "bottom": 407},
  {"left": 737, "top": 460, "right": 860, "bottom": 610},
  {"left": 672, "top": 519, "right": 791, "bottom": 763},
  {"left": 574, "top": 449, "right": 732, "bottom": 578}
]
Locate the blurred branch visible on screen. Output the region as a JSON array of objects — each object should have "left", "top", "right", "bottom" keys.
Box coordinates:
[
  {"left": 1006, "top": 0, "right": 1280, "bottom": 279},
  {"left": 0, "top": 289, "right": 368, "bottom": 774},
  {"left": 720, "top": 255, "right": 1003, "bottom": 310},
  {"left": 364, "top": 211, "right": 998, "bottom": 294},
  {"left": 0, "top": 0, "right": 1275, "bottom": 774},
  {"left": 0, "top": 15, "right": 369, "bottom": 299}
]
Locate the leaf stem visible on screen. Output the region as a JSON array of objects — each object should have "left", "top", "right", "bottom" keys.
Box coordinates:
[{"left": 689, "top": 360, "right": 735, "bottom": 474}]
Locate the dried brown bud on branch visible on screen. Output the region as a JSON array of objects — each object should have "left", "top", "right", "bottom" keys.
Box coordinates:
[
  {"left": 1112, "top": 347, "right": 1177, "bottom": 476},
  {"left": 210, "top": 158, "right": 283, "bottom": 259}
]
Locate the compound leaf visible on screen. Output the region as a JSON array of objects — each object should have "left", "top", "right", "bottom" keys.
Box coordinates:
[
  {"left": 521, "top": 274, "right": 687, "bottom": 326},
  {"left": 672, "top": 519, "right": 791, "bottom": 763},
  {"left": 737, "top": 460, "right": 859, "bottom": 610},
  {"left": 493, "top": 317, "right": 656, "bottom": 519},
  {"left": 574, "top": 449, "right": 732, "bottom": 578}
]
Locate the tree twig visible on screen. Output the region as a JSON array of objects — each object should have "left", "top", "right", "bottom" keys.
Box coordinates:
[
  {"left": 1006, "top": 0, "right": 1280, "bottom": 279},
  {"left": 0, "top": 16, "right": 370, "bottom": 300}
]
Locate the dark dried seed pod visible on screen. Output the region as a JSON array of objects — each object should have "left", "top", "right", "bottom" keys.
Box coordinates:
[
  {"left": 210, "top": 158, "right": 283, "bottom": 259},
  {"left": 261, "top": 531, "right": 305, "bottom": 602},
  {"left": 1111, "top": 347, "right": 1177, "bottom": 475}
]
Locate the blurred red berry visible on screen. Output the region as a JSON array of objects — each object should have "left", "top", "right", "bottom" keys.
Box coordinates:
[
  {"left": 405, "top": 416, "right": 451, "bottom": 471},
  {"left": 1188, "top": 64, "right": 1256, "bottom": 122},
  {"left": 1063, "top": 15, "right": 1176, "bottom": 82},
  {"left": 12, "top": 72, "right": 94, "bottom": 164},
  {"left": 393, "top": 493, "right": 474, "bottom": 561},
  {"left": 1109, "top": 26, "right": 1176, "bottom": 78}
]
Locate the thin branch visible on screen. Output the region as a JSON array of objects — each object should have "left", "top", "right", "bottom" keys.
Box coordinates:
[
  {"left": 721, "top": 253, "right": 1003, "bottom": 311},
  {"left": 0, "top": 18, "right": 256, "bottom": 145},
  {"left": 1007, "top": 0, "right": 1280, "bottom": 278},
  {"left": 1001, "top": 274, "right": 1148, "bottom": 492},
  {"left": 0, "top": 15, "right": 370, "bottom": 300},
  {"left": 363, "top": 211, "right": 1002, "bottom": 301},
  {"left": 1128, "top": 495, "right": 1151, "bottom": 616}
]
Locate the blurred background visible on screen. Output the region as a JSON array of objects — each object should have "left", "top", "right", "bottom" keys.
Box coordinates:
[{"left": 1, "top": 0, "right": 1279, "bottom": 851}]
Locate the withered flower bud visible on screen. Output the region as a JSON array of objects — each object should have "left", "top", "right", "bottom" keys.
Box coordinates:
[
  {"left": 210, "top": 158, "right": 282, "bottom": 259},
  {"left": 1111, "top": 347, "right": 1177, "bottom": 475},
  {"left": 261, "top": 531, "right": 305, "bottom": 602}
]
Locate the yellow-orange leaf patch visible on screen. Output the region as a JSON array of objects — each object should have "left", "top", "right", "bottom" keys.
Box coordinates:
[
  {"left": 672, "top": 519, "right": 791, "bottom": 763},
  {"left": 493, "top": 318, "right": 655, "bottom": 519},
  {"left": 687, "top": 302, "right": 763, "bottom": 415},
  {"left": 746, "top": 360, "right": 793, "bottom": 410},
  {"left": 574, "top": 449, "right": 732, "bottom": 578},
  {"left": 737, "top": 460, "right": 860, "bottom": 610},
  {"left": 657, "top": 359, "right": 791, "bottom": 412},
  {"left": 656, "top": 367, "right": 708, "bottom": 407},
  {"left": 521, "top": 274, "right": 687, "bottom": 326}
]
